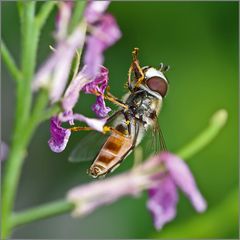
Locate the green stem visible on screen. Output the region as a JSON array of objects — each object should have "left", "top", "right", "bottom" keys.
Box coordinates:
[
  {"left": 1, "top": 41, "right": 22, "bottom": 82},
  {"left": 69, "top": 1, "right": 86, "bottom": 33},
  {"left": 1, "top": 91, "right": 49, "bottom": 239},
  {"left": 11, "top": 201, "right": 74, "bottom": 228},
  {"left": 177, "top": 109, "right": 227, "bottom": 159},
  {"left": 19, "top": 2, "right": 36, "bottom": 126},
  {"left": 9, "top": 109, "right": 228, "bottom": 229},
  {"left": 1, "top": 3, "right": 37, "bottom": 238},
  {"left": 1, "top": 2, "right": 57, "bottom": 236},
  {"left": 2, "top": 1, "right": 74, "bottom": 238},
  {"left": 35, "top": 1, "right": 56, "bottom": 30}
]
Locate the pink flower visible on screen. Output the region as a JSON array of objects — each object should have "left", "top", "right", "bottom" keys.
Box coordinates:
[
  {"left": 147, "top": 152, "right": 207, "bottom": 229},
  {"left": 48, "top": 113, "right": 107, "bottom": 153},
  {"left": 62, "top": 66, "right": 91, "bottom": 112},
  {"left": 32, "top": 21, "right": 87, "bottom": 103},
  {"left": 55, "top": 1, "right": 73, "bottom": 41},
  {"left": 67, "top": 152, "right": 206, "bottom": 230},
  {"left": 84, "top": 1, "right": 110, "bottom": 24},
  {"left": 82, "top": 65, "right": 111, "bottom": 117},
  {"left": 91, "top": 96, "right": 111, "bottom": 118},
  {"left": 48, "top": 66, "right": 110, "bottom": 153},
  {"left": 32, "top": 1, "right": 86, "bottom": 103},
  {"left": 84, "top": 2, "right": 121, "bottom": 78},
  {"left": 48, "top": 117, "right": 71, "bottom": 153},
  {"left": 32, "top": 1, "right": 118, "bottom": 152}
]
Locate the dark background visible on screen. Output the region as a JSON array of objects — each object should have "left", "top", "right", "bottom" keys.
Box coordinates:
[{"left": 1, "top": 1, "right": 238, "bottom": 238}]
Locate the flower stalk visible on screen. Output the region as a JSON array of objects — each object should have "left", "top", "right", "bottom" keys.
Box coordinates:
[
  {"left": 177, "top": 109, "right": 228, "bottom": 159},
  {"left": 1, "top": 2, "right": 56, "bottom": 238},
  {"left": 9, "top": 109, "right": 227, "bottom": 229},
  {"left": 11, "top": 200, "right": 75, "bottom": 228}
]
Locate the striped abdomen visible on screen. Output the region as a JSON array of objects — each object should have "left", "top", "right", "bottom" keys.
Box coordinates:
[{"left": 88, "top": 132, "right": 133, "bottom": 178}]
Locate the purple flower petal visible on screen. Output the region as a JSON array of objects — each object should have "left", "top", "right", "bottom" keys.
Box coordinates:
[
  {"left": 55, "top": 1, "right": 73, "bottom": 41},
  {"left": 62, "top": 66, "right": 92, "bottom": 112},
  {"left": 83, "top": 66, "right": 111, "bottom": 117},
  {"left": 84, "top": 1, "right": 110, "bottom": 24},
  {"left": 161, "top": 152, "right": 207, "bottom": 212},
  {"left": 84, "top": 14, "right": 121, "bottom": 77},
  {"left": 32, "top": 22, "right": 86, "bottom": 103},
  {"left": 83, "top": 37, "right": 104, "bottom": 78},
  {"left": 92, "top": 96, "right": 111, "bottom": 118},
  {"left": 48, "top": 117, "right": 71, "bottom": 153},
  {"left": 82, "top": 65, "right": 108, "bottom": 94},
  {"left": 147, "top": 175, "right": 178, "bottom": 230},
  {"left": 67, "top": 170, "right": 151, "bottom": 217},
  {"left": 95, "top": 14, "right": 122, "bottom": 47}
]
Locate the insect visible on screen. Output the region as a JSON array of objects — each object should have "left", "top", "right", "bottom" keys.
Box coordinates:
[{"left": 70, "top": 48, "right": 170, "bottom": 178}]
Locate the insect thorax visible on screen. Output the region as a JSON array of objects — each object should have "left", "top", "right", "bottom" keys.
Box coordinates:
[{"left": 126, "top": 91, "right": 162, "bottom": 128}]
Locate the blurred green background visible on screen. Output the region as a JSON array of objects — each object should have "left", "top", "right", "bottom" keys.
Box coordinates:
[{"left": 1, "top": 1, "right": 238, "bottom": 239}]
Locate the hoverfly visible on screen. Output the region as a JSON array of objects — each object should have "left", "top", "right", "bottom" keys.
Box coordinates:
[{"left": 70, "top": 48, "right": 169, "bottom": 178}]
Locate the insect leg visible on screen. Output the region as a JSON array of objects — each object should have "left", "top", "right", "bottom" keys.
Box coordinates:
[
  {"left": 127, "top": 64, "right": 134, "bottom": 92},
  {"left": 131, "top": 48, "right": 145, "bottom": 88},
  {"left": 70, "top": 124, "right": 126, "bottom": 136},
  {"left": 106, "top": 109, "right": 123, "bottom": 123},
  {"left": 88, "top": 88, "right": 128, "bottom": 110},
  {"left": 104, "top": 86, "right": 129, "bottom": 110},
  {"left": 125, "top": 120, "right": 139, "bottom": 152},
  {"left": 103, "top": 126, "right": 126, "bottom": 137},
  {"left": 130, "top": 120, "right": 144, "bottom": 169},
  {"left": 69, "top": 126, "right": 93, "bottom": 132},
  {"left": 123, "top": 112, "right": 131, "bottom": 136},
  {"left": 104, "top": 94, "right": 129, "bottom": 110}
]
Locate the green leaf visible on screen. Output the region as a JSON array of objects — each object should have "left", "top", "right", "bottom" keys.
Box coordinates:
[
  {"left": 35, "top": 1, "right": 57, "bottom": 30},
  {"left": 1, "top": 41, "right": 22, "bottom": 82},
  {"left": 69, "top": 1, "right": 86, "bottom": 33}
]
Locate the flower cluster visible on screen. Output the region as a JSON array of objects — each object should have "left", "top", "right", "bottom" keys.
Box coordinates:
[
  {"left": 32, "top": 1, "right": 121, "bottom": 152},
  {"left": 67, "top": 152, "right": 207, "bottom": 229}
]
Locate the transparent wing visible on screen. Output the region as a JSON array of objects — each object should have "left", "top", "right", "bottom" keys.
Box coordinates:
[
  {"left": 158, "top": 124, "right": 167, "bottom": 151},
  {"left": 69, "top": 110, "right": 123, "bottom": 163},
  {"left": 153, "top": 119, "right": 167, "bottom": 153},
  {"left": 69, "top": 131, "right": 109, "bottom": 162},
  {"left": 145, "top": 118, "right": 167, "bottom": 156}
]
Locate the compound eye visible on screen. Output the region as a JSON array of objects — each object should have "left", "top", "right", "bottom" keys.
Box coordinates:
[{"left": 146, "top": 77, "right": 168, "bottom": 97}]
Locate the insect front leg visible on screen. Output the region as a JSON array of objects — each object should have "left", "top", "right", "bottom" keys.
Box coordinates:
[
  {"left": 127, "top": 64, "right": 134, "bottom": 92},
  {"left": 104, "top": 86, "right": 129, "bottom": 110},
  {"left": 90, "top": 86, "right": 128, "bottom": 110},
  {"left": 131, "top": 48, "right": 145, "bottom": 89}
]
